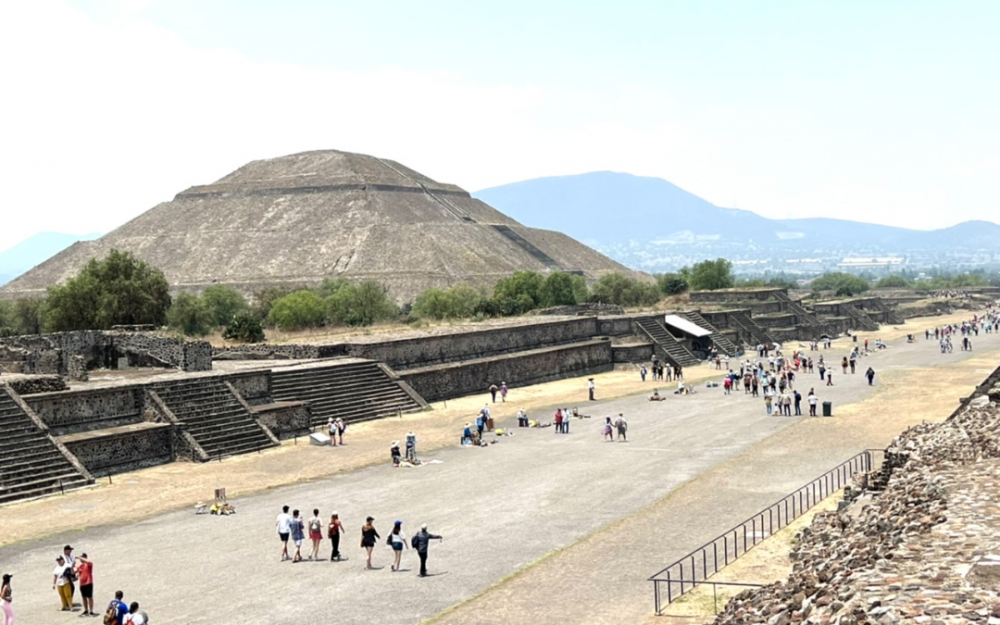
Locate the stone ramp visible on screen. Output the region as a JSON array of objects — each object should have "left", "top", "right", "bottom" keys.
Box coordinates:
[
  {"left": 635, "top": 318, "right": 700, "bottom": 368},
  {"left": 728, "top": 310, "right": 778, "bottom": 346},
  {"left": 152, "top": 378, "right": 278, "bottom": 459},
  {"left": 0, "top": 386, "right": 92, "bottom": 505},
  {"left": 269, "top": 359, "right": 425, "bottom": 426},
  {"left": 841, "top": 303, "right": 880, "bottom": 331},
  {"left": 771, "top": 290, "right": 821, "bottom": 325},
  {"left": 683, "top": 311, "right": 739, "bottom": 355}
]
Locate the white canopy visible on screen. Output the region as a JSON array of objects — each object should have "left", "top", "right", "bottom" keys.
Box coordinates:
[{"left": 663, "top": 314, "right": 712, "bottom": 338}]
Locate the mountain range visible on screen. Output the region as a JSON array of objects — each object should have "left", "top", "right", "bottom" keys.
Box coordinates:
[
  {"left": 474, "top": 172, "right": 1000, "bottom": 271},
  {"left": 0, "top": 232, "right": 101, "bottom": 286}
]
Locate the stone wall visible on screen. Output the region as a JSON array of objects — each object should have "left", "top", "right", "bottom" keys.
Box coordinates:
[
  {"left": 400, "top": 339, "right": 613, "bottom": 402},
  {"left": 61, "top": 424, "right": 174, "bottom": 476},
  {"left": 251, "top": 402, "right": 311, "bottom": 439},
  {"left": 112, "top": 332, "right": 212, "bottom": 372},
  {"left": 228, "top": 372, "right": 272, "bottom": 405},
  {"left": 26, "top": 387, "right": 143, "bottom": 436},
  {"left": 2, "top": 375, "right": 68, "bottom": 395},
  {"left": 346, "top": 317, "right": 600, "bottom": 370},
  {"left": 612, "top": 343, "right": 654, "bottom": 363},
  {"left": 213, "top": 343, "right": 346, "bottom": 360},
  {"left": 753, "top": 313, "right": 801, "bottom": 329},
  {"left": 689, "top": 288, "right": 787, "bottom": 303}
]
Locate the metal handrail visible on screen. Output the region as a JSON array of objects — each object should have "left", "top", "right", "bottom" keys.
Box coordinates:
[{"left": 649, "top": 449, "right": 883, "bottom": 615}]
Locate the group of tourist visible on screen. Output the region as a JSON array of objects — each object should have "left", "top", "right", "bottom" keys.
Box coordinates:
[
  {"left": 274, "top": 506, "right": 443, "bottom": 576},
  {"left": 488, "top": 382, "right": 509, "bottom": 402},
  {"left": 325, "top": 417, "right": 347, "bottom": 445},
  {"left": 640, "top": 356, "right": 683, "bottom": 381},
  {"left": 390, "top": 431, "right": 418, "bottom": 466}
]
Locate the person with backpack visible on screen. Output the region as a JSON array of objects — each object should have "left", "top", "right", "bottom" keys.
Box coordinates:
[
  {"left": 123, "top": 601, "right": 147, "bottom": 624},
  {"left": 327, "top": 418, "right": 337, "bottom": 446},
  {"left": 307, "top": 510, "right": 323, "bottom": 561},
  {"left": 328, "top": 512, "right": 344, "bottom": 562},
  {"left": 388, "top": 521, "right": 408, "bottom": 572},
  {"left": 289, "top": 510, "right": 305, "bottom": 563},
  {"left": 104, "top": 590, "right": 129, "bottom": 625},
  {"left": 411, "top": 524, "right": 443, "bottom": 577},
  {"left": 334, "top": 418, "right": 346, "bottom": 445}
]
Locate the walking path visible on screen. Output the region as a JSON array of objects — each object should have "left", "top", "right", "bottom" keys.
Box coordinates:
[{"left": 0, "top": 311, "right": 990, "bottom": 624}]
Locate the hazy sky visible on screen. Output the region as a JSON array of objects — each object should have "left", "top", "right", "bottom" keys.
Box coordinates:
[{"left": 1, "top": 0, "right": 997, "bottom": 251}]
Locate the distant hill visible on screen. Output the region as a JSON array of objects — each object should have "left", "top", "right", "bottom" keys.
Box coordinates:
[
  {"left": 0, "top": 232, "right": 101, "bottom": 286},
  {"left": 474, "top": 172, "right": 1000, "bottom": 269}
]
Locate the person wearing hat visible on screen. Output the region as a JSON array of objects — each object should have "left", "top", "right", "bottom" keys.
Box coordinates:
[
  {"left": 1, "top": 573, "right": 12, "bottom": 625},
  {"left": 404, "top": 431, "right": 417, "bottom": 463},
  {"left": 588, "top": 378, "right": 595, "bottom": 401},
  {"left": 390, "top": 441, "right": 401, "bottom": 466},
  {"left": 388, "top": 520, "right": 408, "bottom": 572},
  {"left": 76, "top": 552, "right": 95, "bottom": 616},
  {"left": 411, "top": 523, "right": 442, "bottom": 578},
  {"left": 51, "top": 556, "right": 73, "bottom": 611},
  {"left": 360, "top": 517, "right": 380, "bottom": 570}
]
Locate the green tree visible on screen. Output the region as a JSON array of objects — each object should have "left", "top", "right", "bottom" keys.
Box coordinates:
[
  {"left": 267, "top": 290, "right": 328, "bottom": 330},
  {"left": 810, "top": 272, "right": 870, "bottom": 296},
  {"left": 538, "top": 272, "right": 585, "bottom": 307},
  {"left": 14, "top": 298, "right": 47, "bottom": 335},
  {"left": 326, "top": 281, "right": 398, "bottom": 326},
  {"left": 0, "top": 300, "right": 14, "bottom": 335},
  {"left": 493, "top": 271, "right": 544, "bottom": 309},
  {"left": 316, "top": 277, "right": 351, "bottom": 298},
  {"left": 167, "top": 293, "right": 214, "bottom": 337},
  {"left": 949, "top": 273, "right": 988, "bottom": 288},
  {"left": 590, "top": 273, "right": 661, "bottom": 307},
  {"left": 875, "top": 275, "right": 913, "bottom": 288},
  {"left": 251, "top": 285, "right": 297, "bottom": 321},
  {"left": 223, "top": 312, "right": 266, "bottom": 343},
  {"left": 201, "top": 286, "right": 249, "bottom": 327},
  {"left": 686, "top": 259, "right": 735, "bottom": 291},
  {"left": 45, "top": 250, "right": 170, "bottom": 331},
  {"left": 413, "top": 284, "right": 483, "bottom": 320},
  {"left": 657, "top": 273, "right": 689, "bottom": 295}
]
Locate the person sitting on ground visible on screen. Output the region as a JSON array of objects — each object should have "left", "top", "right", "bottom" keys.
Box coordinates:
[
  {"left": 390, "top": 441, "right": 401, "bottom": 466},
  {"left": 517, "top": 408, "right": 529, "bottom": 427},
  {"left": 462, "top": 423, "right": 473, "bottom": 445},
  {"left": 675, "top": 380, "right": 686, "bottom": 395},
  {"left": 648, "top": 389, "right": 665, "bottom": 401}
]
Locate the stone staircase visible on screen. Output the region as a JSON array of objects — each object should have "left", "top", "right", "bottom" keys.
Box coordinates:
[
  {"left": 153, "top": 378, "right": 278, "bottom": 459},
  {"left": 772, "top": 291, "right": 821, "bottom": 325},
  {"left": 682, "top": 312, "right": 739, "bottom": 355},
  {"left": 841, "top": 304, "right": 880, "bottom": 332},
  {"left": 270, "top": 360, "right": 425, "bottom": 426},
  {"left": 728, "top": 311, "right": 778, "bottom": 347},
  {"left": 634, "top": 318, "right": 701, "bottom": 368},
  {"left": 0, "top": 386, "right": 92, "bottom": 504}
]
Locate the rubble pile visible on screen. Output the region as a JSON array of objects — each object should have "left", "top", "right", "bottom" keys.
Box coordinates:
[{"left": 714, "top": 399, "right": 1000, "bottom": 625}]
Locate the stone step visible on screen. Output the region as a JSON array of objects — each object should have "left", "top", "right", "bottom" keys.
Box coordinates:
[
  {"left": 0, "top": 475, "right": 90, "bottom": 504},
  {"left": 0, "top": 440, "right": 54, "bottom": 461},
  {"left": 168, "top": 401, "right": 245, "bottom": 418},
  {"left": 0, "top": 444, "right": 65, "bottom": 464},
  {"left": 2, "top": 460, "right": 80, "bottom": 483},
  {"left": 201, "top": 437, "right": 276, "bottom": 459}
]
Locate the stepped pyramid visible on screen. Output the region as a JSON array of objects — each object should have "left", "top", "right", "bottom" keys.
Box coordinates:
[{"left": 1, "top": 150, "right": 647, "bottom": 301}]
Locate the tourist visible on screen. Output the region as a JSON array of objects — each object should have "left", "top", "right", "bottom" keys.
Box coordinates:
[
  {"left": 412, "top": 523, "right": 443, "bottom": 577},
  {"left": 308, "top": 509, "right": 323, "bottom": 560},
  {"left": 327, "top": 418, "right": 337, "bottom": 446},
  {"left": 588, "top": 378, "right": 596, "bottom": 401},
  {"left": 405, "top": 431, "right": 417, "bottom": 463},
  {"left": 793, "top": 390, "right": 802, "bottom": 416},
  {"left": 462, "top": 423, "right": 473, "bottom": 445},
  {"left": 554, "top": 409, "right": 563, "bottom": 434},
  {"left": 489, "top": 383, "right": 498, "bottom": 403},
  {"left": 361, "top": 517, "right": 380, "bottom": 570},
  {"left": 123, "top": 601, "right": 147, "bottom": 624},
  {"left": 841, "top": 357, "right": 848, "bottom": 375},
  {"left": 390, "top": 441, "right": 402, "bottom": 467},
  {"left": 808, "top": 389, "right": 818, "bottom": 417},
  {"left": 751, "top": 375, "right": 759, "bottom": 397},
  {"left": 276, "top": 505, "right": 292, "bottom": 561},
  {"left": 76, "top": 552, "right": 94, "bottom": 616},
  {"left": 866, "top": 367, "right": 876, "bottom": 386},
  {"left": 500, "top": 381, "right": 508, "bottom": 402},
  {"left": 649, "top": 389, "right": 663, "bottom": 401},
  {"left": 602, "top": 416, "right": 614, "bottom": 442},
  {"left": 517, "top": 408, "right": 529, "bottom": 427},
  {"left": 614, "top": 413, "right": 628, "bottom": 442},
  {"left": 764, "top": 388, "right": 774, "bottom": 415},
  {"left": 849, "top": 354, "right": 857, "bottom": 374},
  {"left": 389, "top": 520, "right": 408, "bottom": 572},
  {"left": 290, "top": 509, "right": 305, "bottom": 563},
  {"left": 640, "top": 365, "right": 647, "bottom": 381},
  {"left": 52, "top": 556, "right": 72, "bottom": 611},
  {"left": 335, "top": 418, "right": 346, "bottom": 445},
  {"left": 781, "top": 391, "right": 792, "bottom": 416},
  {"left": 1, "top": 574, "right": 12, "bottom": 625},
  {"left": 62, "top": 545, "right": 76, "bottom": 600},
  {"left": 826, "top": 371, "right": 833, "bottom": 386},
  {"left": 105, "top": 591, "right": 129, "bottom": 625},
  {"left": 563, "top": 407, "right": 571, "bottom": 433},
  {"left": 328, "top": 512, "right": 344, "bottom": 562},
  {"left": 723, "top": 376, "right": 732, "bottom": 395}
]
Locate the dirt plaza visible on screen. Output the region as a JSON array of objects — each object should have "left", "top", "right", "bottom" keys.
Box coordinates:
[{"left": 0, "top": 311, "right": 994, "bottom": 625}]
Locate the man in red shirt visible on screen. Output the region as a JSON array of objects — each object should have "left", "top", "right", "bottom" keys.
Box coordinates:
[{"left": 75, "top": 553, "right": 94, "bottom": 616}]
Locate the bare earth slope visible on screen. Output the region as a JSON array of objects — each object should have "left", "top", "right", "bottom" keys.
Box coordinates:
[{"left": 0, "top": 150, "right": 647, "bottom": 301}]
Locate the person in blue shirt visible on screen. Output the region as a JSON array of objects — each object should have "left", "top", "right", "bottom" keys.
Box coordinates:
[{"left": 106, "top": 590, "right": 128, "bottom": 625}]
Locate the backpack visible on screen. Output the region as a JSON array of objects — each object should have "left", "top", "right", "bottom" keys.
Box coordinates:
[
  {"left": 103, "top": 601, "right": 118, "bottom": 625},
  {"left": 310, "top": 519, "right": 321, "bottom": 532}
]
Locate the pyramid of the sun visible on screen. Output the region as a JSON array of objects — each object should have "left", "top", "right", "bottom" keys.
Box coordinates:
[{"left": 1, "top": 150, "right": 648, "bottom": 301}]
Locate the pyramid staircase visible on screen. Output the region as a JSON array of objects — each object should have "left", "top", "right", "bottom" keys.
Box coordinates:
[
  {"left": 841, "top": 304, "right": 880, "bottom": 332},
  {"left": 634, "top": 318, "right": 700, "bottom": 368},
  {"left": 682, "top": 312, "right": 739, "bottom": 355},
  {"left": 772, "top": 291, "right": 821, "bottom": 325},
  {"left": 152, "top": 378, "right": 278, "bottom": 459},
  {"left": 728, "top": 311, "right": 778, "bottom": 346},
  {"left": 0, "top": 386, "right": 92, "bottom": 504},
  {"left": 270, "top": 360, "right": 426, "bottom": 426}
]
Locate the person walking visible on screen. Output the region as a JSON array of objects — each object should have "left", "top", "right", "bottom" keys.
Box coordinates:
[
  {"left": 411, "top": 524, "right": 443, "bottom": 577},
  {"left": 866, "top": 367, "right": 876, "bottom": 386},
  {"left": 588, "top": 378, "right": 596, "bottom": 401},
  {"left": 52, "top": 556, "right": 72, "bottom": 611},
  {"left": 554, "top": 409, "right": 563, "bottom": 435},
  {"left": 389, "top": 521, "right": 408, "bottom": 572},
  {"left": 1, "top": 573, "right": 12, "bottom": 625},
  {"left": 290, "top": 510, "right": 305, "bottom": 563},
  {"left": 500, "top": 382, "right": 508, "bottom": 402},
  {"left": 841, "top": 357, "right": 848, "bottom": 375},
  {"left": 308, "top": 509, "right": 323, "bottom": 560},
  {"left": 764, "top": 388, "right": 773, "bottom": 415},
  {"left": 276, "top": 505, "right": 293, "bottom": 562},
  {"left": 123, "top": 601, "right": 147, "bottom": 624},
  {"left": 76, "top": 553, "right": 94, "bottom": 616},
  {"left": 602, "top": 416, "right": 614, "bottom": 442},
  {"left": 328, "top": 512, "right": 344, "bottom": 562},
  {"left": 808, "top": 390, "right": 818, "bottom": 417},
  {"left": 614, "top": 413, "right": 628, "bottom": 442},
  {"left": 361, "top": 517, "right": 380, "bottom": 570},
  {"left": 105, "top": 591, "right": 129, "bottom": 625},
  {"left": 826, "top": 371, "right": 833, "bottom": 386},
  {"left": 640, "top": 365, "right": 647, "bottom": 382},
  {"left": 489, "top": 383, "right": 498, "bottom": 403}
]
